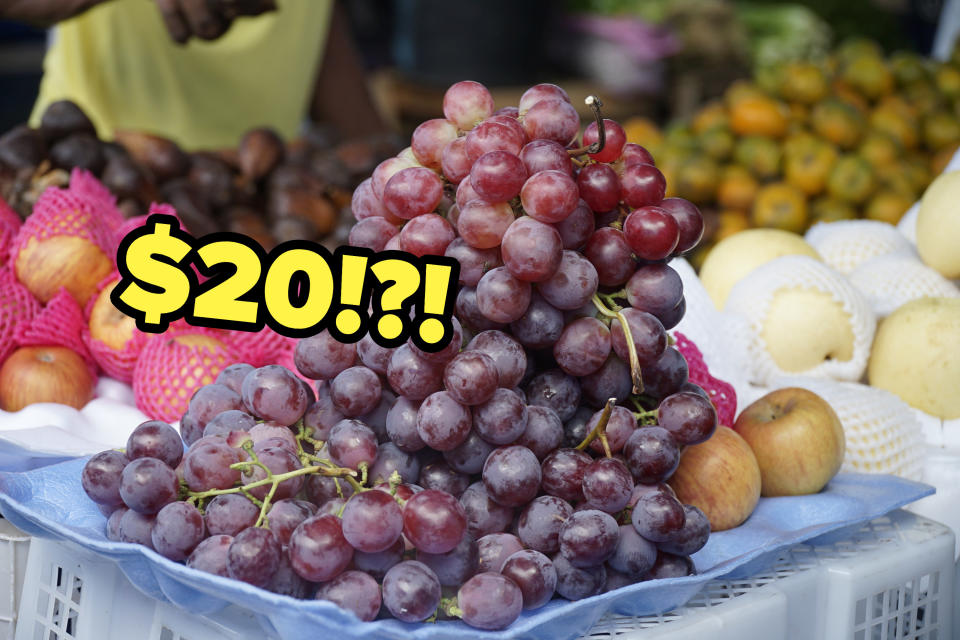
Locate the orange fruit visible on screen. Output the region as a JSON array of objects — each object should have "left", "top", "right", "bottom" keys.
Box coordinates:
[
  {"left": 715, "top": 209, "right": 750, "bottom": 241},
  {"left": 935, "top": 64, "right": 960, "bottom": 100},
  {"left": 840, "top": 54, "right": 894, "bottom": 101},
  {"left": 902, "top": 154, "right": 931, "bottom": 193},
  {"left": 751, "top": 182, "right": 809, "bottom": 233},
  {"left": 785, "top": 138, "right": 837, "bottom": 196},
  {"left": 831, "top": 79, "right": 870, "bottom": 114},
  {"left": 717, "top": 165, "right": 759, "bottom": 211},
  {"left": 675, "top": 156, "right": 721, "bottom": 203},
  {"left": 827, "top": 155, "right": 876, "bottom": 204},
  {"left": 870, "top": 105, "right": 918, "bottom": 150},
  {"left": 858, "top": 132, "right": 900, "bottom": 170},
  {"left": 729, "top": 95, "right": 790, "bottom": 138},
  {"left": 623, "top": 117, "right": 664, "bottom": 149},
  {"left": 692, "top": 101, "right": 729, "bottom": 134},
  {"left": 701, "top": 126, "right": 735, "bottom": 161},
  {"left": 778, "top": 61, "right": 828, "bottom": 104},
  {"left": 923, "top": 111, "right": 960, "bottom": 150},
  {"left": 903, "top": 81, "right": 943, "bottom": 116},
  {"left": 724, "top": 80, "right": 765, "bottom": 108},
  {"left": 733, "top": 136, "right": 781, "bottom": 180},
  {"left": 890, "top": 51, "right": 930, "bottom": 86},
  {"left": 836, "top": 37, "right": 884, "bottom": 66},
  {"left": 865, "top": 190, "right": 913, "bottom": 224},
  {"left": 874, "top": 163, "right": 918, "bottom": 201},
  {"left": 932, "top": 142, "right": 960, "bottom": 175},
  {"left": 811, "top": 99, "right": 864, "bottom": 149},
  {"left": 788, "top": 103, "right": 809, "bottom": 125},
  {"left": 810, "top": 196, "right": 857, "bottom": 223}
]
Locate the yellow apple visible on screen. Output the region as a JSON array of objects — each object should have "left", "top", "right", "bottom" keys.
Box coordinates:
[
  {"left": 88, "top": 279, "right": 136, "bottom": 350},
  {"left": 0, "top": 346, "right": 95, "bottom": 411},
  {"left": 15, "top": 235, "right": 114, "bottom": 306},
  {"left": 916, "top": 170, "right": 960, "bottom": 278},
  {"left": 733, "top": 387, "right": 845, "bottom": 496},
  {"left": 868, "top": 297, "right": 960, "bottom": 419},
  {"left": 699, "top": 229, "right": 821, "bottom": 309},
  {"left": 668, "top": 426, "right": 762, "bottom": 531}
]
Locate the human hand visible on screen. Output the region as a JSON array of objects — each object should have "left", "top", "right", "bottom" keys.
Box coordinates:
[{"left": 153, "top": 0, "right": 276, "bottom": 44}]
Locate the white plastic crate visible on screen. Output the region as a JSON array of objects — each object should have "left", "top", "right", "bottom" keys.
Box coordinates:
[
  {"left": 12, "top": 510, "right": 956, "bottom": 640},
  {"left": 0, "top": 520, "right": 30, "bottom": 640}
]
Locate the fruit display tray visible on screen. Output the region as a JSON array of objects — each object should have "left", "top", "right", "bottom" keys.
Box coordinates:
[{"left": 0, "top": 459, "right": 932, "bottom": 640}]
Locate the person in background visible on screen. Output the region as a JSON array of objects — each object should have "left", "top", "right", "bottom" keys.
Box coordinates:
[{"left": 0, "top": 0, "right": 388, "bottom": 150}]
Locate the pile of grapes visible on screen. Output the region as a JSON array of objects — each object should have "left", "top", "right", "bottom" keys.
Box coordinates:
[{"left": 80, "top": 81, "right": 720, "bottom": 631}]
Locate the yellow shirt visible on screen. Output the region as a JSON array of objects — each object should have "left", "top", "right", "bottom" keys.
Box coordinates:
[{"left": 30, "top": 0, "right": 333, "bottom": 150}]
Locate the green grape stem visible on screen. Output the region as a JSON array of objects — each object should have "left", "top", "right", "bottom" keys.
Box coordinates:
[
  {"left": 630, "top": 396, "right": 659, "bottom": 425},
  {"left": 592, "top": 294, "right": 644, "bottom": 395},
  {"left": 575, "top": 397, "right": 616, "bottom": 457}
]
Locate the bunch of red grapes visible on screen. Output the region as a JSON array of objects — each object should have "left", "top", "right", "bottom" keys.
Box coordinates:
[{"left": 80, "top": 81, "right": 719, "bottom": 631}]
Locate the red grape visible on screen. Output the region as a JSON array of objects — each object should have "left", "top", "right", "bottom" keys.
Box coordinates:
[
  {"left": 583, "top": 118, "right": 627, "bottom": 163},
  {"left": 403, "top": 489, "right": 467, "bottom": 553},
  {"left": 520, "top": 169, "right": 579, "bottom": 223},
  {"left": 411, "top": 118, "right": 458, "bottom": 170},
  {"left": 443, "top": 80, "right": 495, "bottom": 130},
  {"left": 620, "top": 163, "right": 666, "bottom": 208},
  {"left": 623, "top": 205, "right": 679, "bottom": 261},
  {"left": 382, "top": 167, "right": 444, "bottom": 220},
  {"left": 469, "top": 151, "right": 527, "bottom": 202}
]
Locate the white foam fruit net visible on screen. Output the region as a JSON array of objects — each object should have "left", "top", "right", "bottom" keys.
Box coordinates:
[
  {"left": 671, "top": 258, "right": 755, "bottom": 400},
  {"left": 768, "top": 376, "right": 926, "bottom": 481},
  {"left": 804, "top": 220, "right": 917, "bottom": 275},
  {"left": 849, "top": 253, "right": 960, "bottom": 318},
  {"left": 723, "top": 255, "right": 876, "bottom": 386}
]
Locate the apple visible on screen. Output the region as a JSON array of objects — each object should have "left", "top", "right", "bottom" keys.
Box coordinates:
[
  {"left": 88, "top": 278, "right": 136, "bottom": 350},
  {"left": 868, "top": 297, "right": 960, "bottom": 419},
  {"left": 0, "top": 346, "right": 95, "bottom": 411},
  {"left": 916, "top": 170, "right": 960, "bottom": 278},
  {"left": 15, "top": 235, "right": 114, "bottom": 306},
  {"left": 698, "top": 228, "right": 821, "bottom": 309},
  {"left": 733, "top": 387, "right": 845, "bottom": 497},
  {"left": 668, "top": 426, "right": 761, "bottom": 531}
]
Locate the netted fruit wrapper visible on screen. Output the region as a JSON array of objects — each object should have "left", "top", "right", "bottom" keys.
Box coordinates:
[
  {"left": 805, "top": 220, "right": 917, "bottom": 275},
  {"left": 223, "top": 326, "right": 294, "bottom": 368},
  {"left": 769, "top": 375, "right": 926, "bottom": 481},
  {"left": 66, "top": 168, "right": 125, "bottom": 231},
  {"left": 132, "top": 328, "right": 240, "bottom": 422},
  {"left": 673, "top": 331, "right": 736, "bottom": 428},
  {"left": 10, "top": 180, "right": 119, "bottom": 268},
  {"left": 0, "top": 196, "right": 21, "bottom": 266},
  {"left": 13, "top": 287, "right": 96, "bottom": 378},
  {"left": 723, "top": 255, "right": 876, "bottom": 386},
  {"left": 848, "top": 253, "right": 960, "bottom": 318},
  {"left": 0, "top": 266, "right": 41, "bottom": 363},
  {"left": 81, "top": 272, "right": 150, "bottom": 383}
]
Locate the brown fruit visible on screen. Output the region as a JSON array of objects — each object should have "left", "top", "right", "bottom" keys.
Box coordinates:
[
  {"left": 49, "top": 132, "right": 105, "bottom": 174},
  {"left": 114, "top": 130, "right": 190, "bottom": 182},
  {"left": 0, "top": 125, "right": 46, "bottom": 170},
  {"left": 0, "top": 346, "right": 95, "bottom": 411},
  {"left": 161, "top": 179, "right": 217, "bottom": 237},
  {"left": 827, "top": 155, "right": 875, "bottom": 204},
  {"left": 15, "top": 235, "right": 113, "bottom": 305},
  {"left": 268, "top": 187, "right": 336, "bottom": 235},
  {"left": 102, "top": 156, "right": 154, "bottom": 202},
  {"left": 272, "top": 216, "right": 317, "bottom": 243},
  {"left": 668, "top": 426, "right": 762, "bottom": 531},
  {"left": 810, "top": 99, "right": 864, "bottom": 150},
  {"left": 865, "top": 190, "right": 912, "bottom": 224},
  {"left": 188, "top": 153, "right": 235, "bottom": 208},
  {"left": 733, "top": 388, "right": 845, "bottom": 497},
  {"left": 39, "top": 100, "right": 96, "bottom": 143},
  {"left": 238, "top": 128, "right": 285, "bottom": 182}
]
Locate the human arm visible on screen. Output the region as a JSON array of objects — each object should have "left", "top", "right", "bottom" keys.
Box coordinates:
[
  {"left": 0, "top": 0, "right": 107, "bottom": 26},
  {"left": 310, "top": 0, "right": 390, "bottom": 139}
]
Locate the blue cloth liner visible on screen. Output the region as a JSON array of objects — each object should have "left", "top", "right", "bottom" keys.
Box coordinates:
[{"left": 0, "top": 458, "right": 933, "bottom": 640}]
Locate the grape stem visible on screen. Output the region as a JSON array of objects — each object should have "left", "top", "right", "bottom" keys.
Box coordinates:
[
  {"left": 631, "top": 397, "right": 659, "bottom": 425},
  {"left": 438, "top": 597, "right": 463, "bottom": 620},
  {"left": 575, "top": 397, "right": 616, "bottom": 457},
  {"left": 568, "top": 96, "right": 606, "bottom": 157},
  {"left": 592, "top": 294, "right": 644, "bottom": 395}
]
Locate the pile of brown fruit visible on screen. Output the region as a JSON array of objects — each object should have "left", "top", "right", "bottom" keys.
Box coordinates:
[{"left": 0, "top": 101, "right": 400, "bottom": 247}]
